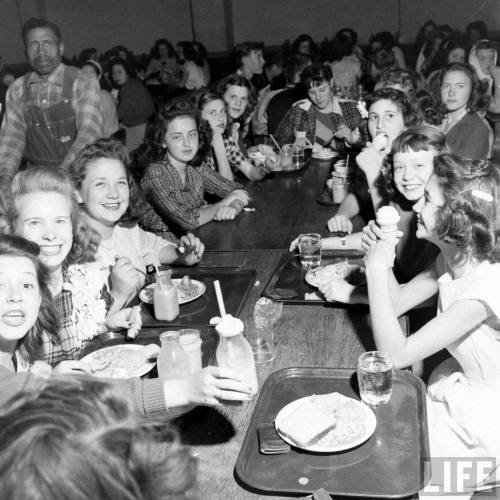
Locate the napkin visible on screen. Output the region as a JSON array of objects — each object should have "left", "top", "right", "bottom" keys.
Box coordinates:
[{"left": 257, "top": 422, "right": 291, "bottom": 455}]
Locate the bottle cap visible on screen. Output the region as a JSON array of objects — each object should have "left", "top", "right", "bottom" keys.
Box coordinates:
[{"left": 215, "top": 314, "right": 244, "bottom": 337}]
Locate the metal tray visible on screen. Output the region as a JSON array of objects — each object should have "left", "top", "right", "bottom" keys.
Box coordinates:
[
  {"left": 235, "top": 367, "right": 430, "bottom": 498},
  {"left": 140, "top": 267, "right": 256, "bottom": 327},
  {"left": 262, "top": 251, "right": 365, "bottom": 305},
  {"left": 268, "top": 149, "right": 312, "bottom": 177}
]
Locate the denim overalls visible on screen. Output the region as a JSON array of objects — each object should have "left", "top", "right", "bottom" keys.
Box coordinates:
[{"left": 22, "top": 66, "right": 78, "bottom": 167}]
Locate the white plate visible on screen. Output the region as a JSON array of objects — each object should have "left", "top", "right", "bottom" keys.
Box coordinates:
[
  {"left": 312, "top": 150, "right": 338, "bottom": 160},
  {"left": 81, "top": 344, "right": 156, "bottom": 379},
  {"left": 139, "top": 278, "right": 206, "bottom": 305},
  {"left": 275, "top": 394, "right": 376, "bottom": 453},
  {"left": 305, "top": 262, "right": 366, "bottom": 288}
]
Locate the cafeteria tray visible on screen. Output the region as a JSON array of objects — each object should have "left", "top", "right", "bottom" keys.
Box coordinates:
[
  {"left": 262, "top": 251, "right": 365, "bottom": 305},
  {"left": 235, "top": 367, "right": 430, "bottom": 498},
  {"left": 141, "top": 267, "right": 256, "bottom": 327}
]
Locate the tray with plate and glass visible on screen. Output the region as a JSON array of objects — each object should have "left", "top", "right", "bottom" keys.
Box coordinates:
[
  {"left": 235, "top": 367, "right": 430, "bottom": 498},
  {"left": 262, "top": 251, "right": 366, "bottom": 305}
]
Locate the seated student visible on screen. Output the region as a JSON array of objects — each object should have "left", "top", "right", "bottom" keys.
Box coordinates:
[
  {"left": 319, "top": 155, "right": 500, "bottom": 496},
  {"left": 193, "top": 88, "right": 268, "bottom": 181},
  {"left": 232, "top": 41, "right": 266, "bottom": 85},
  {"left": 176, "top": 41, "right": 208, "bottom": 90},
  {"left": 217, "top": 73, "right": 257, "bottom": 146},
  {"left": 374, "top": 66, "right": 423, "bottom": 97},
  {"left": 10, "top": 167, "right": 142, "bottom": 364},
  {"left": 140, "top": 101, "right": 249, "bottom": 234},
  {"left": 326, "top": 32, "right": 362, "bottom": 92},
  {"left": 292, "top": 126, "right": 443, "bottom": 284},
  {"left": 0, "top": 234, "right": 253, "bottom": 413},
  {"left": 274, "top": 64, "right": 362, "bottom": 153},
  {"left": 71, "top": 139, "right": 204, "bottom": 309},
  {"left": 327, "top": 89, "right": 419, "bottom": 235},
  {"left": 435, "top": 62, "right": 491, "bottom": 160},
  {"left": 0, "top": 376, "right": 197, "bottom": 499}
]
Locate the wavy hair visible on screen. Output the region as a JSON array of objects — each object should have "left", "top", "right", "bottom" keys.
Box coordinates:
[
  {"left": 0, "top": 376, "right": 197, "bottom": 500},
  {"left": 437, "top": 62, "right": 490, "bottom": 113},
  {"left": 367, "top": 88, "right": 420, "bottom": 129},
  {"left": 192, "top": 87, "right": 231, "bottom": 140},
  {"left": 381, "top": 126, "right": 448, "bottom": 199},
  {"left": 433, "top": 154, "right": 500, "bottom": 261},
  {"left": 0, "top": 235, "right": 59, "bottom": 362},
  {"left": 149, "top": 38, "right": 176, "bottom": 60},
  {"left": 71, "top": 138, "right": 146, "bottom": 224},
  {"left": 10, "top": 167, "right": 99, "bottom": 267},
  {"left": 216, "top": 73, "right": 257, "bottom": 126}
]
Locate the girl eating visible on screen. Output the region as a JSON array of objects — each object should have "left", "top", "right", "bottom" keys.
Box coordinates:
[
  {"left": 327, "top": 88, "right": 419, "bottom": 235},
  {"left": 0, "top": 234, "right": 253, "bottom": 414},
  {"left": 321, "top": 154, "right": 500, "bottom": 496},
  {"left": 71, "top": 138, "right": 205, "bottom": 308},
  {"left": 194, "top": 88, "right": 268, "bottom": 181},
  {"left": 140, "top": 101, "right": 250, "bottom": 234}
]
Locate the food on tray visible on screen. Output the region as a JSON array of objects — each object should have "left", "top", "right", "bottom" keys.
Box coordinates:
[
  {"left": 278, "top": 397, "right": 337, "bottom": 447},
  {"left": 309, "top": 261, "right": 366, "bottom": 287},
  {"left": 315, "top": 147, "right": 335, "bottom": 158},
  {"left": 277, "top": 392, "right": 371, "bottom": 449},
  {"left": 84, "top": 345, "right": 150, "bottom": 378},
  {"left": 376, "top": 206, "right": 400, "bottom": 235},
  {"left": 141, "top": 275, "right": 202, "bottom": 303},
  {"left": 257, "top": 144, "right": 275, "bottom": 156}
]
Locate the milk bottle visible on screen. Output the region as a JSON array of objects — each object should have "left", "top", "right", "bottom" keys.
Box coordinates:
[{"left": 215, "top": 315, "right": 258, "bottom": 395}]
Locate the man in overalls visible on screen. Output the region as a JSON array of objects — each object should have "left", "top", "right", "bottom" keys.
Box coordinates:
[{"left": 0, "top": 18, "right": 102, "bottom": 195}]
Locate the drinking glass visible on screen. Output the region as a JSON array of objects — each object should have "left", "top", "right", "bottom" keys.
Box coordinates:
[
  {"left": 357, "top": 351, "right": 393, "bottom": 405},
  {"left": 298, "top": 233, "right": 322, "bottom": 269},
  {"left": 178, "top": 329, "right": 202, "bottom": 373}
]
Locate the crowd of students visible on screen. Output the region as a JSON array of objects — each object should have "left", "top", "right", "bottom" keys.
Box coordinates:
[{"left": 0, "top": 15, "right": 500, "bottom": 499}]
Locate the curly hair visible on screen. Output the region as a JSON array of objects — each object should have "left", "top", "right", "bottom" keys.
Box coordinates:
[
  {"left": 0, "top": 376, "right": 197, "bottom": 500},
  {"left": 0, "top": 234, "right": 59, "bottom": 362},
  {"left": 433, "top": 153, "right": 500, "bottom": 261},
  {"left": 216, "top": 73, "right": 257, "bottom": 127},
  {"left": 232, "top": 41, "right": 264, "bottom": 70},
  {"left": 367, "top": 88, "right": 420, "bottom": 128},
  {"left": 149, "top": 38, "right": 176, "bottom": 60},
  {"left": 191, "top": 87, "right": 231, "bottom": 140},
  {"left": 381, "top": 126, "right": 448, "bottom": 199},
  {"left": 10, "top": 168, "right": 99, "bottom": 267},
  {"left": 437, "top": 62, "right": 490, "bottom": 113},
  {"left": 143, "top": 98, "right": 210, "bottom": 167},
  {"left": 71, "top": 138, "right": 146, "bottom": 224}
]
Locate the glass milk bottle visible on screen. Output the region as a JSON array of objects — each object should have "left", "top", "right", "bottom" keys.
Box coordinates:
[
  {"left": 215, "top": 315, "right": 258, "bottom": 395},
  {"left": 157, "top": 331, "right": 190, "bottom": 380},
  {"left": 153, "top": 270, "right": 179, "bottom": 321}
]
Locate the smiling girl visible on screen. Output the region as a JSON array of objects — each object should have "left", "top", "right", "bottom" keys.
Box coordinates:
[
  {"left": 194, "top": 88, "right": 267, "bottom": 181},
  {"left": 140, "top": 101, "right": 249, "bottom": 234},
  {"left": 352, "top": 155, "right": 500, "bottom": 495},
  {"left": 10, "top": 167, "right": 141, "bottom": 365},
  {"left": 327, "top": 88, "right": 419, "bottom": 235},
  {"left": 71, "top": 138, "right": 205, "bottom": 308}
]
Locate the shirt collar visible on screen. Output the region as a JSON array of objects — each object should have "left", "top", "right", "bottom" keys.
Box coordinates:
[{"left": 27, "top": 63, "right": 64, "bottom": 86}]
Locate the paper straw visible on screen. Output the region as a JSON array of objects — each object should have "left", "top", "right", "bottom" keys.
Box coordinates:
[
  {"left": 213, "top": 280, "right": 226, "bottom": 317},
  {"left": 346, "top": 154, "right": 350, "bottom": 167},
  {"left": 269, "top": 134, "right": 283, "bottom": 155}
]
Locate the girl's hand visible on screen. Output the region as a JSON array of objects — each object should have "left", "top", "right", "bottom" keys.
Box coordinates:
[
  {"left": 327, "top": 215, "right": 353, "bottom": 234},
  {"left": 211, "top": 127, "right": 225, "bottom": 148},
  {"left": 317, "top": 275, "right": 355, "bottom": 303},
  {"left": 110, "top": 257, "right": 142, "bottom": 301},
  {"left": 361, "top": 220, "right": 404, "bottom": 251},
  {"left": 178, "top": 233, "right": 205, "bottom": 265},
  {"left": 214, "top": 205, "right": 238, "bottom": 221},
  {"left": 335, "top": 126, "right": 361, "bottom": 145},
  {"left": 105, "top": 305, "right": 143, "bottom": 339},
  {"left": 364, "top": 239, "right": 397, "bottom": 271},
  {"left": 225, "top": 189, "right": 250, "bottom": 206},
  {"left": 54, "top": 360, "right": 91, "bottom": 375},
  {"left": 178, "top": 366, "right": 253, "bottom": 406},
  {"left": 356, "top": 145, "right": 385, "bottom": 178}
]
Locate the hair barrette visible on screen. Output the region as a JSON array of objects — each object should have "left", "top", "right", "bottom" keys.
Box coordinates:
[
  {"left": 471, "top": 189, "right": 493, "bottom": 202},
  {"left": 356, "top": 101, "right": 369, "bottom": 119}
]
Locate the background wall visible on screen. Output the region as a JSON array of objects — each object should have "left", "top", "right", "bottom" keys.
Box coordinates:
[{"left": 1, "top": 0, "right": 499, "bottom": 64}]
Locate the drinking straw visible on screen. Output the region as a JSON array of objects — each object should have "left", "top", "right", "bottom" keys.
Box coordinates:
[
  {"left": 346, "top": 154, "right": 350, "bottom": 167},
  {"left": 269, "top": 134, "right": 283, "bottom": 155},
  {"left": 148, "top": 252, "right": 164, "bottom": 289},
  {"left": 213, "top": 280, "right": 226, "bottom": 317}
]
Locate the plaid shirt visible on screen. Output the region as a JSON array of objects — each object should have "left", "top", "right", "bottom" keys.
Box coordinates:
[
  {"left": 274, "top": 98, "right": 362, "bottom": 153},
  {"left": 140, "top": 157, "right": 246, "bottom": 232},
  {"left": 0, "top": 63, "right": 102, "bottom": 184},
  {"left": 204, "top": 135, "right": 246, "bottom": 173}
]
